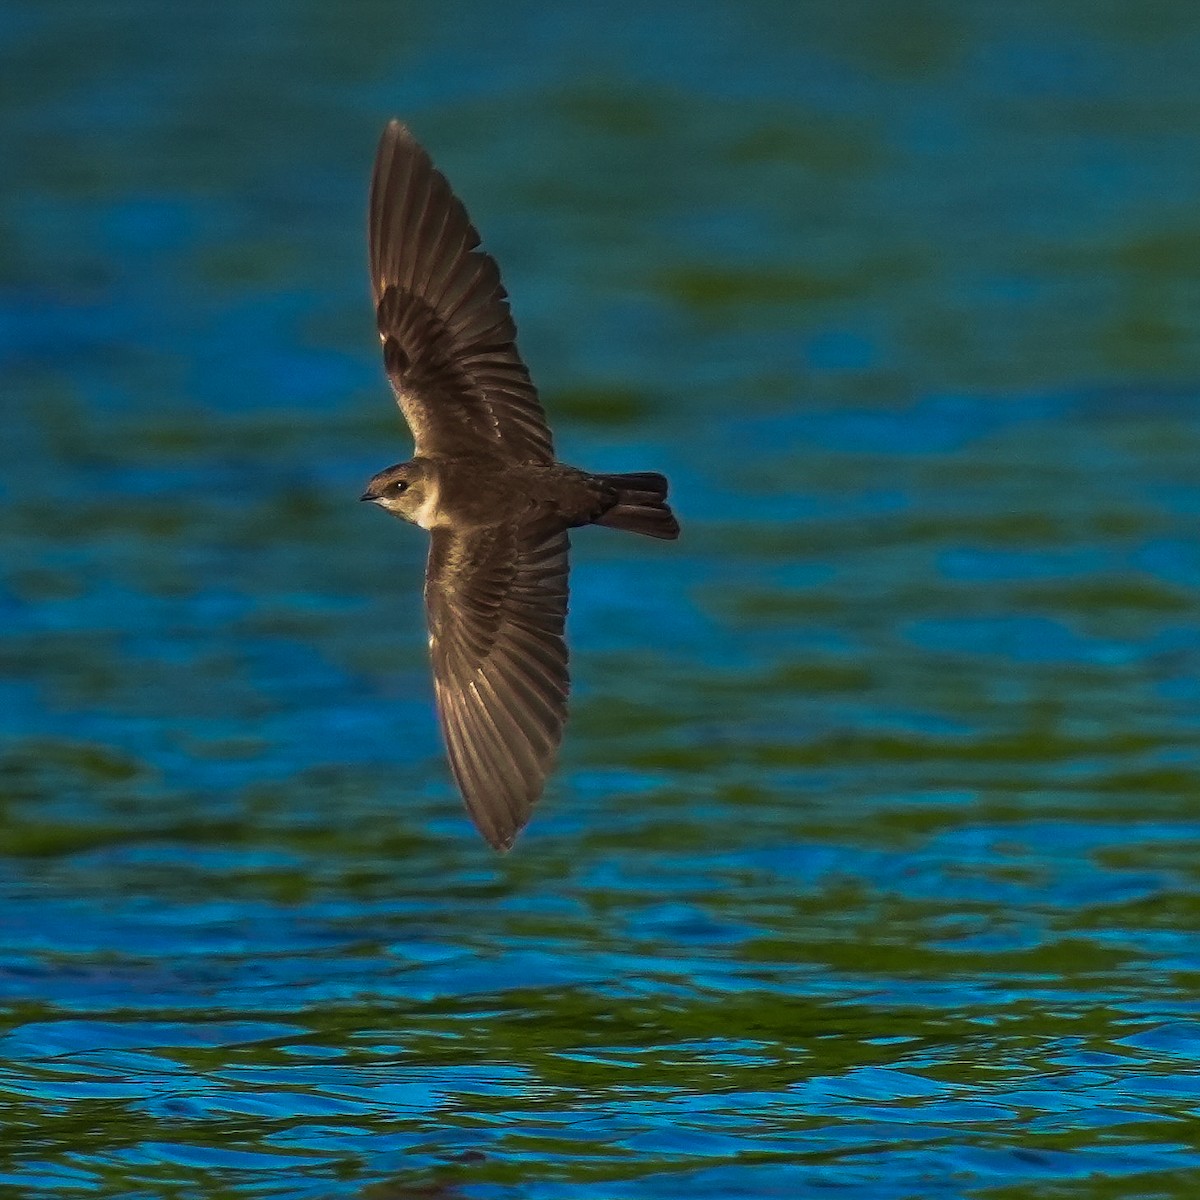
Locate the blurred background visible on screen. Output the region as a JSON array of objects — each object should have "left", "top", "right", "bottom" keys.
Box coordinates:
[{"left": 3, "top": 0, "right": 1200, "bottom": 1196}]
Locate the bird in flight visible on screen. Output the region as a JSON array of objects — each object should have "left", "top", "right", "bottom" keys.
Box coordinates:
[{"left": 360, "top": 120, "right": 679, "bottom": 851}]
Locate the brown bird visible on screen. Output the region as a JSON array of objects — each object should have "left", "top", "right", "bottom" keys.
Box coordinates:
[{"left": 360, "top": 120, "right": 679, "bottom": 851}]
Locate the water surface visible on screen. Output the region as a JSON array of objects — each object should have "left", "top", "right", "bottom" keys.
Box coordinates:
[{"left": 3, "top": 2, "right": 1200, "bottom": 1196}]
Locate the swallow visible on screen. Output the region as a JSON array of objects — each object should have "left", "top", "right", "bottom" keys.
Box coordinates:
[{"left": 360, "top": 120, "right": 679, "bottom": 851}]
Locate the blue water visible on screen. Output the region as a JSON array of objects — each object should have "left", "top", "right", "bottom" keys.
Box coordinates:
[{"left": 4, "top": 1, "right": 1200, "bottom": 1196}]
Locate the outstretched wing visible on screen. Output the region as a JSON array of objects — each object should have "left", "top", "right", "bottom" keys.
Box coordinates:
[
  {"left": 369, "top": 120, "right": 555, "bottom": 464},
  {"left": 424, "top": 520, "right": 570, "bottom": 850}
]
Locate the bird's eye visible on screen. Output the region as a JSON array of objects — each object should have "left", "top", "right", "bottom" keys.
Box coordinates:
[{"left": 391, "top": 481, "right": 408, "bottom": 494}]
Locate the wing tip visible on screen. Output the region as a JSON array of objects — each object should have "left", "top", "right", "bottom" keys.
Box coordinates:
[
  {"left": 469, "top": 800, "right": 530, "bottom": 854},
  {"left": 486, "top": 827, "right": 519, "bottom": 854},
  {"left": 372, "top": 119, "right": 424, "bottom": 182},
  {"left": 381, "top": 117, "right": 416, "bottom": 144}
]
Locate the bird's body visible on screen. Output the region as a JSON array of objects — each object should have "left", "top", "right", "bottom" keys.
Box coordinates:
[
  {"left": 361, "top": 120, "right": 678, "bottom": 851},
  {"left": 372, "top": 456, "right": 615, "bottom": 532}
]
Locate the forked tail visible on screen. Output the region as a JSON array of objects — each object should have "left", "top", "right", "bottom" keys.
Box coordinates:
[{"left": 593, "top": 471, "right": 680, "bottom": 540}]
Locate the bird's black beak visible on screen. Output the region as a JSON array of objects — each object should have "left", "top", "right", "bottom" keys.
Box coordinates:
[{"left": 360, "top": 490, "right": 377, "bottom": 503}]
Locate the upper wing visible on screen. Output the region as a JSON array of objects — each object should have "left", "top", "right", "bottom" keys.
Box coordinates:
[
  {"left": 368, "top": 120, "right": 555, "bottom": 464},
  {"left": 424, "top": 520, "right": 570, "bottom": 850}
]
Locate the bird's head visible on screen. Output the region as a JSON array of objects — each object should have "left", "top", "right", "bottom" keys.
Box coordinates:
[{"left": 360, "top": 460, "right": 437, "bottom": 526}]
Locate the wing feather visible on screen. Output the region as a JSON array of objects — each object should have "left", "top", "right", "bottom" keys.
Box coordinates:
[
  {"left": 424, "top": 523, "right": 569, "bottom": 849},
  {"left": 369, "top": 120, "right": 554, "bottom": 464}
]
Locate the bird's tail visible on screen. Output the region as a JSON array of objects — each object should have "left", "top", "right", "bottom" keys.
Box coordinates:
[{"left": 593, "top": 472, "right": 680, "bottom": 540}]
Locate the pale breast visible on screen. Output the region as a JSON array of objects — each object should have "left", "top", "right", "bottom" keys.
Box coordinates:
[{"left": 412, "top": 473, "right": 443, "bottom": 530}]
